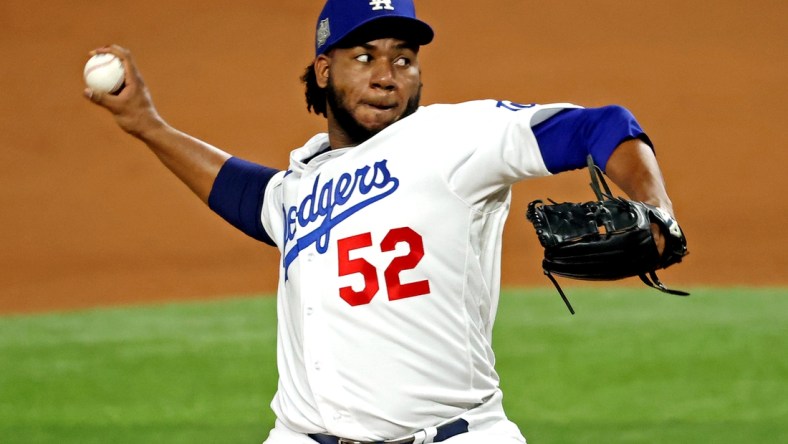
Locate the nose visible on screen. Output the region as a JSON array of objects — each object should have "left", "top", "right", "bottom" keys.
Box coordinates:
[{"left": 370, "top": 60, "right": 396, "bottom": 91}]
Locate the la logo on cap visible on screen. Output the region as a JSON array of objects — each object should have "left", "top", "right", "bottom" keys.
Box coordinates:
[{"left": 369, "top": 0, "right": 395, "bottom": 11}]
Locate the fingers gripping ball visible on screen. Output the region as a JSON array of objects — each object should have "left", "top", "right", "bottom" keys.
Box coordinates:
[{"left": 83, "top": 54, "right": 126, "bottom": 94}]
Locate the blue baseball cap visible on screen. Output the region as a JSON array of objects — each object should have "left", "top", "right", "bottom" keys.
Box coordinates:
[{"left": 315, "top": 0, "right": 434, "bottom": 56}]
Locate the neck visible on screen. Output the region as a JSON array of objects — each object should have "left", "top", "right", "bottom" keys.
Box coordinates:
[
  {"left": 325, "top": 102, "right": 380, "bottom": 149},
  {"left": 326, "top": 114, "right": 369, "bottom": 149}
]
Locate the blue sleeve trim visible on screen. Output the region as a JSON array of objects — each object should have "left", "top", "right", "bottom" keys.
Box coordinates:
[
  {"left": 208, "top": 157, "right": 280, "bottom": 246},
  {"left": 533, "top": 105, "right": 653, "bottom": 173}
]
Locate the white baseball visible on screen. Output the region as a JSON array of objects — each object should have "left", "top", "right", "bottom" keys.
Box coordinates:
[{"left": 83, "top": 53, "right": 126, "bottom": 94}]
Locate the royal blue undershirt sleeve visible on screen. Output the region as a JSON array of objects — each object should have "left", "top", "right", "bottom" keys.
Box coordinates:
[
  {"left": 208, "top": 157, "right": 280, "bottom": 246},
  {"left": 533, "top": 105, "right": 654, "bottom": 174}
]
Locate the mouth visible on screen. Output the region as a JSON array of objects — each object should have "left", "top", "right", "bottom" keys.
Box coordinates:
[{"left": 364, "top": 101, "right": 398, "bottom": 112}]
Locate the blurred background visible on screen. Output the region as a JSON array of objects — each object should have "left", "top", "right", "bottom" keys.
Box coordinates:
[{"left": 1, "top": 0, "right": 786, "bottom": 313}]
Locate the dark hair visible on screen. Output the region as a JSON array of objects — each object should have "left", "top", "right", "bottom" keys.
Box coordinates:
[{"left": 301, "top": 63, "right": 327, "bottom": 118}]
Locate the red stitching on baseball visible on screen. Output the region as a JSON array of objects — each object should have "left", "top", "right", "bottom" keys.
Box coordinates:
[{"left": 84, "top": 57, "right": 119, "bottom": 77}]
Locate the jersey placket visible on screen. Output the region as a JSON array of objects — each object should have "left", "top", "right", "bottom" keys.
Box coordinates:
[{"left": 296, "top": 153, "right": 353, "bottom": 431}]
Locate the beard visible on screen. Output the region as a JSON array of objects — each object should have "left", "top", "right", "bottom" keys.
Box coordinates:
[{"left": 326, "top": 76, "right": 422, "bottom": 146}]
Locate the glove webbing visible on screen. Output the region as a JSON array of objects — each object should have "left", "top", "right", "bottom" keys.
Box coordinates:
[{"left": 544, "top": 156, "right": 689, "bottom": 315}]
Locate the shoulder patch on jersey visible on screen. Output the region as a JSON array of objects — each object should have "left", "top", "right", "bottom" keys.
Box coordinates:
[{"left": 496, "top": 100, "right": 536, "bottom": 112}]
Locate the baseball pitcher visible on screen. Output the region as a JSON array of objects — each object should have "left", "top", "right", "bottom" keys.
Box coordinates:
[{"left": 84, "top": 0, "right": 686, "bottom": 443}]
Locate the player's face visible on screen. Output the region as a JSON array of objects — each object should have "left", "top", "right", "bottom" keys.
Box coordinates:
[{"left": 317, "top": 38, "right": 422, "bottom": 146}]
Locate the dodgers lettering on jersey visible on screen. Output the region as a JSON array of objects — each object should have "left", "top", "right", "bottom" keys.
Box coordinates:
[
  {"left": 260, "top": 100, "right": 580, "bottom": 441},
  {"left": 282, "top": 160, "right": 400, "bottom": 275}
]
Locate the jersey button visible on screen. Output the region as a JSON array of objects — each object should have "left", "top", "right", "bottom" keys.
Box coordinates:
[
  {"left": 314, "top": 361, "right": 321, "bottom": 371},
  {"left": 306, "top": 307, "right": 314, "bottom": 316}
]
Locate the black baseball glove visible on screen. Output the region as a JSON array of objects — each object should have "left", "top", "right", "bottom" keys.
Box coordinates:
[{"left": 526, "top": 155, "right": 689, "bottom": 314}]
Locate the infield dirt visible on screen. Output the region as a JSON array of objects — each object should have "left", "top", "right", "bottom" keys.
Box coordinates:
[{"left": 1, "top": 0, "right": 786, "bottom": 313}]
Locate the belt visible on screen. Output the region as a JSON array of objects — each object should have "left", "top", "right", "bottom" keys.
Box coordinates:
[{"left": 309, "top": 418, "right": 469, "bottom": 444}]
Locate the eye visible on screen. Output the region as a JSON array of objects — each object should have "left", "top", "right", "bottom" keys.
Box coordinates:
[
  {"left": 394, "top": 57, "right": 410, "bottom": 67},
  {"left": 355, "top": 54, "right": 370, "bottom": 63}
]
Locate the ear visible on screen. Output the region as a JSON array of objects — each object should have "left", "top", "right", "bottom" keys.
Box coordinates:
[{"left": 314, "top": 54, "right": 331, "bottom": 88}]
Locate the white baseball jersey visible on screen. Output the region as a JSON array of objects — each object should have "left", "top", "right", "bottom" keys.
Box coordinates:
[{"left": 259, "top": 100, "right": 579, "bottom": 441}]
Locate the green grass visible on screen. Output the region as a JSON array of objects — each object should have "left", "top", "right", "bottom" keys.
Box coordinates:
[
  {"left": 1, "top": 288, "right": 786, "bottom": 443},
  {"left": 0, "top": 298, "right": 278, "bottom": 443},
  {"left": 496, "top": 287, "right": 788, "bottom": 443}
]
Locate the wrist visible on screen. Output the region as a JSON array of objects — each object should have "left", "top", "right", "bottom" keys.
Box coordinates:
[
  {"left": 129, "top": 114, "right": 168, "bottom": 141},
  {"left": 646, "top": 199, "right": 674, "bottom": 219}
]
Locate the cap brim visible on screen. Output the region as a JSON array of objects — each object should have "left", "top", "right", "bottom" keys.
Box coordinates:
[{"left": 331, "top": 16, "right": 434, "bottom": 51}]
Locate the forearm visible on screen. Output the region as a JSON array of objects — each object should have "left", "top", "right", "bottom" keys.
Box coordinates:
[
  {"left": 136, "top": 121, "right": 231, "bottom": 203},
  {"left": 605, "top": 138, "right": 674, "bottom": 216},
  {"left": 532, "top": 106, "right": 674, "bottom": 215},
  {"left": 84, "top": 46, "right": 231, "bottom": 204}
]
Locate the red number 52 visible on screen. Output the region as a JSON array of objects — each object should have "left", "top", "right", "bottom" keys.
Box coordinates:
[{"left": 337, "top": 227, "right": 431, "bottom": 306}]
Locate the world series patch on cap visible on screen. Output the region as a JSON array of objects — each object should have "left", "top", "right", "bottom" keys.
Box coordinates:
[{"left": 315, "top": 0, "right": 434, "bottom": 56}]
